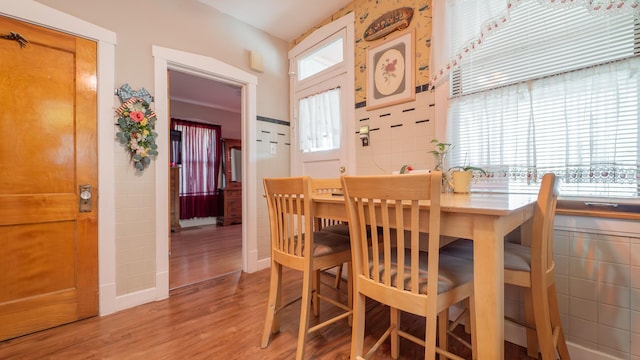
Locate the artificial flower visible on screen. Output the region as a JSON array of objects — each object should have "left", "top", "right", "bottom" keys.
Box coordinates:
[{"left": 115, "top": 97, "right": 159, "bottom": 171}]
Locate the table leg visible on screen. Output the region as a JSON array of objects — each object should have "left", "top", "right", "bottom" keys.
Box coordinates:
[{"left": 473, "top": 217, "right": 504, "bottom": 360}]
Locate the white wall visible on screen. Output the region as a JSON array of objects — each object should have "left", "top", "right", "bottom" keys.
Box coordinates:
[
  {"left": 34, "top": 0, "right": 290, "bottom": 296},
  {"left": 170, "top": 100, "right": 241, "bottom": 140}
]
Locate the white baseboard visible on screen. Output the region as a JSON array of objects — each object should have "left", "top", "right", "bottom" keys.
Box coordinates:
[
  {"left": 257, "top": 257, "right": 271, "bottom": 271},
  {"left": 179, "top": 217, "right": 217, "bottom": 228},
  {"left": 504, "top": 321, "right": 622, "bottom": 360},
  {"left": 114, "top": 287, "right": 158, "bottom": 312}
]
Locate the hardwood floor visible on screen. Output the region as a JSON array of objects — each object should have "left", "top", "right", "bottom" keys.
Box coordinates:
[
  {"left": 170, "top": 224, "right": 242, "bottom": 289},
  {"left": 0, "top": 268, "right": 536, "bottom": 359}
]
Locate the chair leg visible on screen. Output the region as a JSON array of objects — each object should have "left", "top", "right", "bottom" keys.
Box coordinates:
[
  {"left": 295, "top": 269, "right": 314, "bottom": 360},
  {"left": 462, "top": 298, "right": 471, "bottom": 334},
  {"left": 425, "top": 307, "right": 437, "bottom": 359},
  {"left": 523, "top": 287, "right": 539, "bottom": 358},
  {"left": 350, "top": 291, "right": 367, "bottom": 360},
  {"left": 261, "top": 262, "right": 282, "bottom": 348},
  {"left": 438, "top": 309, "right": 449, "bottom": 360},
  {"left": 531, "top": 282, "right": 556, "bottom": 360},
  {"left": 334, "top": 263, "right": 343, "bottom": 289},
  {"left": 390, "top": 308, "right": 400, "bottom": 358},
  {"left": 469, "top": 294, "right": 478, "bottom": 360},
  {"left": 312, "top": 270, "right": 320, "bottom": 316},
  {"left": 548, "top": 284, "right": 570, "bottom": 359}
]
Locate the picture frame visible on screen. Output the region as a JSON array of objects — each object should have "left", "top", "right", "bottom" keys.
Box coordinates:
[{"left": 366, "top": 29, "right": 415, "bottom": 110}]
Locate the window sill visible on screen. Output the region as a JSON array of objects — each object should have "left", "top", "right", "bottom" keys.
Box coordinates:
[{"left": 556, "top": 196, "right": 640, "bottom": 221}]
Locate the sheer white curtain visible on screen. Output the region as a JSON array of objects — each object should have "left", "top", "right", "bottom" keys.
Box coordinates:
[
  {"left": 431, "top": 0, "right": 510, "bottom": 87},
  {"left": 437, "top": 0, "right": 640, "bottom": 197},
  {"left": 431, "top": 0, "right": 640, "bottom": 87},
  {"left": 449, "top": 58, "right": 640, "bottom": 197},
  {"left": 298, "top": 87, "right": 341, "bottom": 152}
]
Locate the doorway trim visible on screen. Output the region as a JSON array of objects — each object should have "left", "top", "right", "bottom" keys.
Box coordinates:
[
  {"left": 1, "top": 1, "right": 118, "bottom": 315},
  {"left": 152, "top": 46, "right": 259, "bottom": 299}
]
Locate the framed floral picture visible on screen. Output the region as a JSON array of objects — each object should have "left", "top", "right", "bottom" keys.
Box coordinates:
[{"left": 366, "top": 29, "right": 415, "bottom": 110}]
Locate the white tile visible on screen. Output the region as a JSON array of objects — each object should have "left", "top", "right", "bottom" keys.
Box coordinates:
[
  {"left": 560, "top": 313, "right": 570, "bottom": 334},
  {"left": 598, "top": 324, "right": 630, "bottom": 353},
  {"left": 631, "top": 288, "right": 640, "bottom": 312},
  {"left": 631, "top": 310, "right": 640, "bottom": 334},
  {"left": 570, "top": 316, "right": 598, "bottom": 343},
  {"left": 570, "top": 257, "right": 599, "bottom": 281},
  {"left": 555, "top": 253, "right": 570, "bottom": 276},
  {"left": 599, "top": 303, "right": 630, "bottom": 331},
  {"left": 599, "top": 282, "right": 630, "bottom": 308},
  {"left": 555, "top": 273, "right": 569, "bottom": 295},
  {"left": 632, "top": 265, "right": 640, "bottom": 290},
  {"left": 631, "top": 243, "right": 640, "bottom": 267},
  {"left": 597, "top": 344, "right": 630, "bottom": 360},
  {"left": 598, "top": 261, "right": 631, "bottom": 287},
  {"left": 598, "top": 237, "right": 630, "bottom": 265},
  {"left": 558, "top": 292, "right": 570, "bottom": 316},
  {"left": 632, "top": 332, "right": 640, "bottom": 357},
  {"left": 554, "top": 230, "right": 571, "bottom": 257},
  {"left": 570, "top": 296, "right": 598, "bottom": 321},
  {"left": 570, "top": 231, "right": 598, "bottom": 259},
  {"left": 570, "top": 277, "right": 598, "bottom": 301}
]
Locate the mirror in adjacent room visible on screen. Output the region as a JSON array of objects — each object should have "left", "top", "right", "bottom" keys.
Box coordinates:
[
  {"left": 231, "top": 147, "right": 242, "bottom": 182},
  {"left": 223, "top": 139, "right": 241, "bottom": 189}
]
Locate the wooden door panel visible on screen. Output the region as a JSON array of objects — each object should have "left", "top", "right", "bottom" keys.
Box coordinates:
[
  {"left": 0, "top": 30, "right": 75, "bottom": 195},
  {"left": 2, "top": 222, "right": 76, "bottom": 301},
  {"left": 0, "top": 15, "right": 98, "bottom": 340}
]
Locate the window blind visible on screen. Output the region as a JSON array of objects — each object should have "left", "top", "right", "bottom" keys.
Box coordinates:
[{"left": 448, "top": 1, "right": 640, "bottom": 198}]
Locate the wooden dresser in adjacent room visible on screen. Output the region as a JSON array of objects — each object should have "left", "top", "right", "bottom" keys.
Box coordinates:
[{"left": 218, "top": 139, "right": 242, "bottom": 226}]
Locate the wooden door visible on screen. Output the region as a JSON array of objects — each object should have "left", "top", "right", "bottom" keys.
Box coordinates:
[{"left": 0, "top": 15, "right": 98, "bottom": 340}]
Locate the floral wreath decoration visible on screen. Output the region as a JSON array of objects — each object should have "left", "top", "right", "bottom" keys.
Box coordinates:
[{"left": 115, "top": 96, "right": 159, "bottom": 171}]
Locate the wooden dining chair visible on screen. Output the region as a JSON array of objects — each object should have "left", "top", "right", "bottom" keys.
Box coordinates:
[
  {"left": 342, "top": 172, "right": 476, "bottom": 360},
  {"left": 441, "top": 173, "right": 570, "bottom": 359},
  {"left": 261, "top": 176, "right": 352, "bottom": 360},
  {"left": 310, "top": 177, "right": 351, "bottom": 290}
]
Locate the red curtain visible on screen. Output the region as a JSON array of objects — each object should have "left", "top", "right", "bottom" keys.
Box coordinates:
[{"left": 171, "top": 119, "right": 222, "bottom": 219}]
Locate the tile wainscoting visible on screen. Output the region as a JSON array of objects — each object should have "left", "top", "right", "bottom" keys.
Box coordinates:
[{"left": 505, "top": 215, "right": 640, "bottom": 360}]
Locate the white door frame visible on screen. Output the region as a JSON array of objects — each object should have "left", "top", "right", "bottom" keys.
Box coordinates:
[
  {"left": 289, "top": 13, "right": 355, "bottom": 177},
  {"left": 152, "top": 46, "right": 259, "bottom": 300}
]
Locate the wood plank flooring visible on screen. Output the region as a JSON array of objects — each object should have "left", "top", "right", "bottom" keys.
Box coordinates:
[
  {"left": 0, "top": 267, "right": 536, "bottom": 359},
  {"left": 170, "top": 224, "right": 242, "bottom": 289}
]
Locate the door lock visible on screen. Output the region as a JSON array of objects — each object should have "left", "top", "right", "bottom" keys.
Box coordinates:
[{"left": 79, "top": 184, "right": 92, "bottom": 212}]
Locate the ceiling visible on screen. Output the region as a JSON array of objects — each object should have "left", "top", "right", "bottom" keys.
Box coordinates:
[
  {"left": 169, "top": 70, "right": 242, "bottom": 114},
  {"left": 197, "top": 0, "right": 352, "bottom": 42},
  {"left": 170, "top": 0, "right": 351, "bottom": 114}
]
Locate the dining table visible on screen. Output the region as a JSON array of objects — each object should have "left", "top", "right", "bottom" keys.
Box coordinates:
[{"left": 312, "top": 190, "right": 538, "bottom": 360}]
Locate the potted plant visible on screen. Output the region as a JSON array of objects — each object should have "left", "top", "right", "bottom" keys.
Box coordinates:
[
  {"left": 430, "top": 139, "right": 487, "bottom": 193},
  {"left": 428, "top": 139, "right": 453, "bottom": 171},
  {"left": 448, "top": 161, "right": 487, "bottom": 194}
]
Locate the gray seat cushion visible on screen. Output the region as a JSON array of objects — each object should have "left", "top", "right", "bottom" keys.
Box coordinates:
[
  {"left": 369, "top": 247, "right": 474, "bottom": 294},
  {"left": 440, "top": 239, "right": 532, "bottom": 272},
  {"left": 319, "top": 223, "right": 351, "bottom": 237},
  {"left": 291, "top": 231, "right": 351, "bottom": 257}
]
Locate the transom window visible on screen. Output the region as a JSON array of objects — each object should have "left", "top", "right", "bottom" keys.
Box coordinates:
[{"left": 298, "top": 37, "right": 344, "bottom": 81}]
